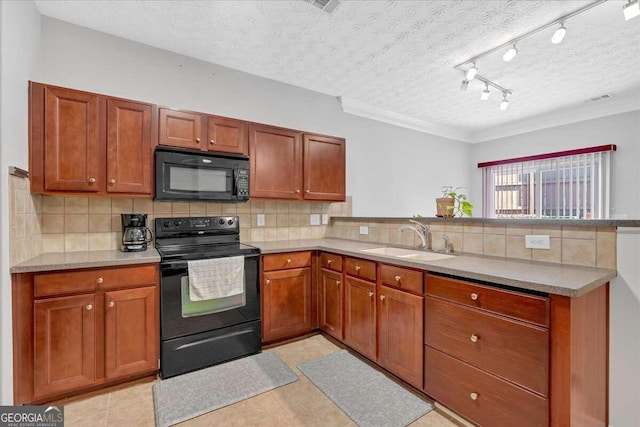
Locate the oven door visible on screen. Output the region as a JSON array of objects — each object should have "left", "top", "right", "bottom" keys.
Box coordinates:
[{"left": 160, "top": 254, "right": 260, "bottom": 340}]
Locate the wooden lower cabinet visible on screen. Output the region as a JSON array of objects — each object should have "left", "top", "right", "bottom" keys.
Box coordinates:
[
  {"left": 319, "top": 268, "right": 343, "bottom": 340},
  {"left": 34, "top": 294, "right": 97, "bottom": 400},
  {"left": 262, "top": 267, "right": 313, "bottom": 342},
  {"left": 344, "top": 275, "right": 376, "bottom": 360},
  {"left": 378, "top": 285, "right": 424, "bottom": 389},
  {"left": 13, "top": 264, "right": 159, "bottom": 404}
]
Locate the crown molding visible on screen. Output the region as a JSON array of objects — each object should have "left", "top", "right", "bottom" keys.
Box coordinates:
[{"left": 339, "top": 96, "right": 473, "bottom": 142}]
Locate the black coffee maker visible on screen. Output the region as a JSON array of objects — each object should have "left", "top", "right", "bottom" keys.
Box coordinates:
[{"left": 121, "top": 214, "right": 153, "bottom": 252}]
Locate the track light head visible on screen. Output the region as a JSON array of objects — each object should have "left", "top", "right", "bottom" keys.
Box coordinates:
[
  {"left": 500, "top": 93, "right": 509, "bottom": 111},
  {"left": 460, "top": 79, "right": 469, "bottom": 91},
  {"left": 481, "top": 84, "right": 490, "bottom": 101},
  {"left": 624, "top": 0, "right": 640, "bottom": 20},
  {"left": 502, "top": 45, "right": 518, "bottom": 62},
  {"left": 551, "top": 22, "right": 567, "bottom": 44},
  {"left": 466, "top": 63, "right": 477, "bottom": 81}
]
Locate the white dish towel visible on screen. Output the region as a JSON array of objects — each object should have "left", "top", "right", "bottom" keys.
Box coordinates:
[{"left": 187, "top": 256, "right": 245, "bottom": 301}]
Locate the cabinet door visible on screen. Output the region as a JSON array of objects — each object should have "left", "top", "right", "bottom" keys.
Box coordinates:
[
  {"left": 262, "top": 267, "right": 312, "bottom": 342},
  {"left": 378, "top": 285, "right": 424, "bottom": 389},
  {"left": 107, "top": 99, "right": 152, "bottom": 194},
  {"left": 159, "top": 109, "right": 203, "bottom": 150},
  {"left": 207, "top": 116, "right": 248, "bottom": 154},
  {"left": 249, "top": 125, "right": 302, "bottom": 199},
  {"left": 105, "top": 286, "right": 158, "bottom": 379},
  {"left": 319, "top": 268, "right": 343, "bottom": 340},
  {"left": 303, "top": 134, "right": 345, "bottom": 201},
  {"left": 34, "top": 294, "right": 97, "bottom": 399},
  {"left": 344, "top": 276, "right": 376, "bottom": 360},
  {"left": 44, "top": 87, "right": 101, "bottom": 192}
]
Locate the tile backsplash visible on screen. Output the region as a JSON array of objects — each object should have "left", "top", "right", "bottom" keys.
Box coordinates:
[{"left": 9, "top": 176, "right": 42, "bottom": 266}]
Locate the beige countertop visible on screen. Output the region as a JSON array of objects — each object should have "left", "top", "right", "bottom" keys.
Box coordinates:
[
  {"left": 10, "top": 249, "right": 161, "bottom": 273},
  {"left": 250, "top": 238, "right": 616, "bottom": 297}
]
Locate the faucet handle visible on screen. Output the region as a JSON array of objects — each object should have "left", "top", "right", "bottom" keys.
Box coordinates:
[{"left": 409, "top": 219, "right": 428, "bottom": 232}]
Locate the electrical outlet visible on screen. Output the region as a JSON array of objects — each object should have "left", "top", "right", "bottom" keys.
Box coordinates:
[
  {"left": 525, "top": 235, "right": 550, "bottom": 249},
  {"left": 256, "top": 214, "right": 265, "bottom": 227},
  {"left": 321, "top": 214, "right": 329, "bottom": 225},
  {"left": 359, "top": 226, "right": 369, "bottom": 235},
  {"left": 310, "top": 214, "right": 320, "bottom": 226}
]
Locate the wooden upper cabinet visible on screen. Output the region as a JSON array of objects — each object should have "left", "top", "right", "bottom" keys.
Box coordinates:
[
  {"left": 105, "top": 286, "right": 158, "bottom": 379},
  {"left": 107, "top": 99, "right": 152, "bottom": 194},
  {"left": 33, "top": 294, "right": 97, "bottom": 400},
  {"left": 207, "top": 116, "right": 248, "bottom": 155},
  {"left": 249, "top": 124, "right": 302, "bottom": 199},
  {"left": 159, "top": 108, "right": 203, "bottom": 150},
  {"left": 43, "top": 86, "right": 102, "bottom": 192},
  {"left": 303, "top": 134, "right": 345, "bottom": 201}
]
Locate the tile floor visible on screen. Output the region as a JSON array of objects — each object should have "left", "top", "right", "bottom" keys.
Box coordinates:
[{"left": 60, "top": 334, "right": 460, "bottom": 426}]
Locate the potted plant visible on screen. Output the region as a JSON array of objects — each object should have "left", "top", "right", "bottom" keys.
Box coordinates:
[{"left": 436, "top": 186, "right": 473, "bottom": 217}]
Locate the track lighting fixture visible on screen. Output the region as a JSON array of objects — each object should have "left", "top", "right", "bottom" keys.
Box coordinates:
[
  {"left": 624, "top": 0, "right": 640, "bottom": 20},
  {"left": 466, "top": 63, "right": 477, "bottom": 81},
  {"left": 500, "top": 93, "right": 509, "bottom": 111},
  {"left": 460, "top": 79, "right": 469, "bottom": 91},
  {"left": 481, "top": 84, "right": 490, "bottom": 101},
  {"left": 502, "top": 45, "right": 518, "bottom": 62},
  {"left": 551, "top": 21, "right": 567, "bottom": 44}
]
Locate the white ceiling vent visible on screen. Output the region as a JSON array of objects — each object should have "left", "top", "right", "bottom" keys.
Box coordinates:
[
  {"left": 585, "top": 94, "right": 612, "bottom": 103},
  {"left": 304, "top": 0, "right": 341, "bottom": 14}
]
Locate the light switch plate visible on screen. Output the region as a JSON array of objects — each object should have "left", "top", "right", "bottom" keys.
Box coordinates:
[
  {"left": 525, "top": 235, "right": 550, "bottom": 249},
  {"left": 256, "top": 214, "right": 265, "bottom": 227},
  {"left": 322, "top": 214, "right": 329, "bottom": 225},
  {"left": 310, "top": 214, "right": 320, "bottom": 226},
  {"left": 359, "top": 226, "right": 369, "bottom": 235}
]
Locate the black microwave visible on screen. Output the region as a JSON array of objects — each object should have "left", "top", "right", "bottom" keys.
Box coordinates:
[{"left": 155, "top": 147, "right": 250, "bottom": 202}]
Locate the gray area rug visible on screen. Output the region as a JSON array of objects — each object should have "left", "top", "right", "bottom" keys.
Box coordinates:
[
  {"left": 153, "top": 352, "right": 298, "bottom": 427},
  {"left": 298, "top": 350, "right": 433, "bottom": 427}
]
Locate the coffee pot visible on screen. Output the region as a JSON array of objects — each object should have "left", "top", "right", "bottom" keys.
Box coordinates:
[{"left": 121, "top": 214, "right": 153, "bottom": 252}]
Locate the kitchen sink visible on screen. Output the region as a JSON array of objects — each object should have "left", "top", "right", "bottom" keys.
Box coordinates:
[{"left": 360, "top": 247, "right": 455, "bottom": 261}]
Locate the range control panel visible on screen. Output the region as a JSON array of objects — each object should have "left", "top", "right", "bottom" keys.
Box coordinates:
[{"left": 155, "top": 216, "right": 239, "bottom": 236}]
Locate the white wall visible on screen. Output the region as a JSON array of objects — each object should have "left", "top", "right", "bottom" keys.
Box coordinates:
[
  {"left": 0, "top": 0, "right": 41, "bottom": 405},
  {"left": 469, "top": 111, "right": 640, "bottom": 218},
  {"left": 39, "top": 17, "right": 471, "bottom": 218},
  {"left": 470, "top": 113, "right": 640, "bottom": 427}
]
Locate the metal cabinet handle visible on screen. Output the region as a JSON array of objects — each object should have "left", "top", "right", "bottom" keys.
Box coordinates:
[
  {"left": 470, "top": 392, "right": 478, "bottom": 401},
  {"left": 96, "top": 277, "right": 103, "bottom": 284},
  {"left": 355, "top": 265, "right": 361, "bottom": 271},
  {"left": 109, "top": 179, "right": 116, "bottom": 185},
  {"left": 295, "top": 190, "right": 300, "bottom": 193},
  {"left": 327, "top": 259, "right": 333, "bottom": 264},
  {"left": 369, "top": 292, "right": 374, "bottom": 297},
  {"left": 471, "top": 293, "right": 479, "bottom": 301},
  {"left": 336, "top": 280, "right": 341, "bottom": 286},
  {"left": 380, "top": 295, "right": 385, "bottom": 301},
  {"left": 306, "top": 190, "right": 310, "bottom": 193},
  {"left": 108, "top": 301, "right": 115, "bottom": 308},
  {"left": 470, "top": 334, "right": 479, "bottom": 343},
  {"left": 195, "top": 138, "right": 201, "bottom": 143},
  {"left": 210, "top": 139, "right": 215, "bottom": 145},
  {"left": 85, "top": 304, "right": 93, "bottom": 311},
  {"left": 88, "top": 178, "right": 96, "bottom": 183},
  {"left": 394, "top": 275, "right": 401, "bottom": 282},
  {"left": 265, "top": 280, "right": 271, "bottom": 285},
  {"left": 287, "top": 259, "right": 291, "bottom": 263}
]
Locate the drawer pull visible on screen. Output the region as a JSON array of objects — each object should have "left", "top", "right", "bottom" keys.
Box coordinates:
[
  {"left": 327, "top": 259, "right": 333, "bottom": 264},
  {"left": 470, "top": 334, "right": 479, "bottom": 343},
  {"left": 380, "top": 295, "right": 386, "bottom": 301},
  {"left": 394, "top": 275, "right": 401, "bottom": 282},
  {"left": 336, "top": 280, "right": 341, "bottom": 286},
  {"left": 88, "top": 177, "right": 96, "bottom": 184},
  {"left": 369, "top": 292, "right": 374, "bottom": 298},
  {"left": 96, "top": 277, "right": 104, "bottom": 284},
  {"left": 470, "top": 392, "right": 478, "bottom": 401},
  {"left": 108, "top": 301, "right": 115, "bottom": 308},
  {"left": 265, "top": 280, "right": 271, "bottom": 285},
  {"left": 470, "top": 293, "right": 479, "bottom": 301},
  {"left": 355, "top": 265, "right": 361, "bottom": 271},
  {"left": 195, "top": 138, "right": 201, "bottom": 143},
  {"left": 210, "top": 139, "right": 215, "bottom": 145},
  {"left": 287, "top": 259, "right": 291, "bottom": 263},
  {"left": 109, "top": 179, "right": 116, "bottom": 185},
  {"left": 85, "top": 304, "right": 93, "bottom": 311}
]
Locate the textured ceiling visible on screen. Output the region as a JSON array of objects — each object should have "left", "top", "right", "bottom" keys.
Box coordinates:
[{"left": 35, "top": 0, "right": 640, "bottom": 142}]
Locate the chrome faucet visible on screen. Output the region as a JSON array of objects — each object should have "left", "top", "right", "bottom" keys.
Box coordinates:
[
  {"left": 398, "top": 220, "right": 430, "bottom": 249},
  {"left": 442, "top": 235, "right": 452, "bottom": 253}
]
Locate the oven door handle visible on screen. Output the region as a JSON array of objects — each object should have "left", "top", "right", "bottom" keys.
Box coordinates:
[{"left": 161, "top": 253, "right": 260, "bottom": 269}]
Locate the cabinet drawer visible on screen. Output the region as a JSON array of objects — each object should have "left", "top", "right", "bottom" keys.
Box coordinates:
[
  {"left": 320, "top": 252, "right": 343, "bottom": 272},
  {"left": 35, "top": 265, "right": 158, "bottom": 297},
  {"left": 263, "top": 252, "right": 312, "bottom": 271},
  {"left": 425, "top": 297, "right": 548, "bottom": 395},
  {"left": 425, "top": 274, "right": 549, "bottom": 327},
  {"left": 344, "top": 257, "right": 376, "bottom": 281},
  {"left": 424, "top": 347, "right": 548, "bottom": 427},
  {"left": 380, "top": 264, "right": 423, "bottom": 294}
]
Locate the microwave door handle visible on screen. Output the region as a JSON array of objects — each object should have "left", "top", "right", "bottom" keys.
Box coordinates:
[{"left": 233, "top": 165, "right": 239, "bottom": 196}]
